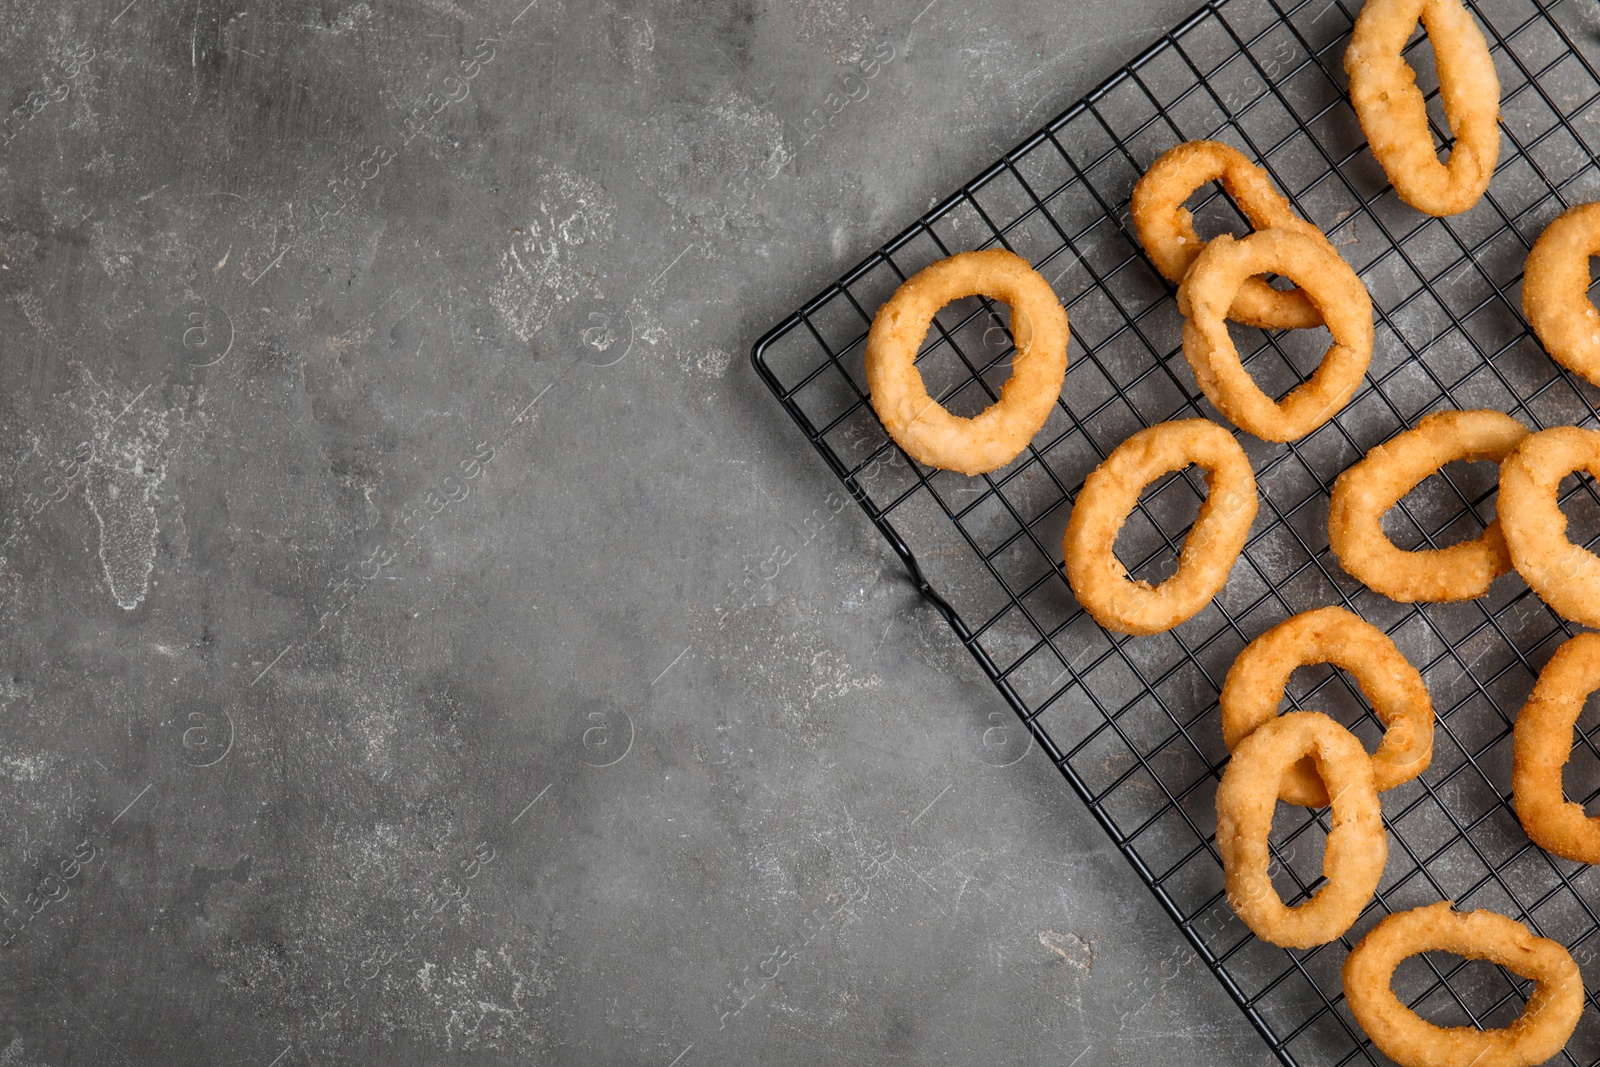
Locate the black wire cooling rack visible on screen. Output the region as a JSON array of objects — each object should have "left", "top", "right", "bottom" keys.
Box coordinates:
[{"left": 753, "top": 0, "right": 1600, "bottom": 1063}]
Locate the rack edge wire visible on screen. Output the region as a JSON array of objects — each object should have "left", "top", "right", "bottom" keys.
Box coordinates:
[{"left": 745, "top": 0, "right": 1314, "bottom": 1061}]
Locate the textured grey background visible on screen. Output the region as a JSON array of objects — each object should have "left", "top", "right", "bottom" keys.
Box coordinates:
[{"left": 0, "top": 0, "right": 1280, "bottom": 1063}]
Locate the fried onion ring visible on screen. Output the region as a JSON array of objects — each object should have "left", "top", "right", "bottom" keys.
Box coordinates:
[
  {"left": 1514, "top": 632, "right": 1600, "bottom": 864},
  {"left": 1343, "top": 902, "right": 1583, "bottom": 1067},
  {"left": 1329, "top": 410, "right": 1530, "bottom": 602},
  {"left": 1063, "top": 419, "right": 1256, "bottom": 636},
  {"left": 1498, "top": 426, "right": 1600, "bottom": 627},
  {"left": 1523, "top": 202, "right": 1600, "bottom": 388},
  {"left": 1344, "top": 0, "right": 1500, "bottom": 217},
  {"left": 1215, "top": 711, "right": 1386, "bottom": 948},
  {"left": 864, "top": 249, "right": 1069, "bottom": 476},
  {"left": 1178, "top": 230, "right": 1373, "bottom": 441},
  {"left": 1130, "top": 140, "right": 1327, "bottom": 331},
  {"left": 1220, "top": 606, "right": 1433, "bottom": 808}
]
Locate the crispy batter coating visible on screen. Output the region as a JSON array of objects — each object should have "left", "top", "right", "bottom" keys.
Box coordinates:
[
  {"left": 1131, "top": 140, "right": 1326, "bottom": 330},
  {"left": 1344, "top": 0, "right": 1500, "bottom": 216},
  {"left": 1329, "top": 410, "right": 1529, "bottom": 602},
  {"left": 1216, "top": 711, "right": 1386, "bottom": 948},
  {"left": 865, "top": 249, "right": 1069, "bottom": 476},
  {"left": 1524, "top": 202, "right": 1600, "bottom": 388},
  {"left": 1062, "top": 419, "right": 1256, "bottom": 636},
  {"left": 1178, "top": 230, "right": 1372, "bottom": 441},
  {"left": 1221, "top": 606, "right": 1433, "bottom": 807},
  {"left": 1498, "top": 426, "right": 1600, "bottom": 627},
  {"left": 1343, "top": 902, "right": 1583, "bottom": 1067},
  {"left": 1514, "top": 633, "right": 1600, "bottom": 864}
]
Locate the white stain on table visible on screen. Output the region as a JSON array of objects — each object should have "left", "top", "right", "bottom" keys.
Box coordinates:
[
  {"left": 82, "top": 386, "right": 180, "bottom": 610},
  {"left": 628, "top": 88, "right": 788, "bottom": 227},
  {"left": 1039, "top": 929, "right": 1093, "bottom": 975},
  {"left": 490, "top": 169, "right": 615, "bottom": 343},
  {"left": 0, "top": 1036, "right": 49, "bottom": 1067}
]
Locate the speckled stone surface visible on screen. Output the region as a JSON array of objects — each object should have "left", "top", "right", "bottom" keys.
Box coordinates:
[{"left": 0, "top": 0, "right": 1278, "bottom": 1063}]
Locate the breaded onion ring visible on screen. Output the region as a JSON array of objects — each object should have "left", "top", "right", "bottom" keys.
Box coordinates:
[
  {"left": 1329, "top": 410, "right": 1530, "bottom": 602},
  {"left": 1215, "top": 711, "right": 1386, "bottom": 948},
  {"left": 1178, "top": 230, "right": 1373, "bottom": 442},
  {"left": 1220, "top": 606, "right": 1433, "bottom": 808},
  {"left": 864, "top": 249, "right": 1069, "bottom": 476},
  {"left": 1344, "top": 0, "right": 1500, "bottom": 217},
  {"left": 1524, "top": 202, "right": 1600, "bottom": 388},
  {"left": 1498, "top": 426, "right": 1600, "bottom": 627},
  {"left": 1130, "top": 140, "right": 1327, "bottom": 331},
  {"left": 1063, "top": 419, "right": 1256, "bottom": 636},
  {"left": 1343, "top": 902, "right": 1583, "bottom": 1067},
  {"left": 1513, "top": 632, "right": 1600, "bottom": 864}
]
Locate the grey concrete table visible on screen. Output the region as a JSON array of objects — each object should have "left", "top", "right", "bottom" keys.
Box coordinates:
[{"left": 0, "top": 0, "right": 1277, "bottom": 1063}]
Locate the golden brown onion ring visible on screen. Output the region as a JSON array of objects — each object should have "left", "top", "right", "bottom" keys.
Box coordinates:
[
  {"left": 1329, "top": 410, "right": 1529, "bottom": 602},
  {"left": 1178, "top": 229, "right": 1373, "bottom": 442},
  {"left": 1524, "top": 202, "right": 1600, "bottom": 388},
  {"left": 1344, "top": 0, "right": 1500, "bottom": 216},
  {"left": 1221, "top": 606, "right": 1433, "bottom": 807},
  {"left": 1063, "top": 418, "right": 1256, "bottom": 636},
  {"left": 1498, "top": 426, "right": 1600, "bottom": 628},
  {"left": 1343, "top": 902, "right": 1583, "bottom": 1067},
  {"left": 865, "top": 249, "right": 1069, "bottom": 476},
  {"left": 1216, "top": 711, "right": 1386, "bottom": 948},
  {"left": 1513, "top": 632, "right": 1600, "bottom": 864},
  {"left": 1131, "top": 140, "right": 1326, "bottom": 330}
]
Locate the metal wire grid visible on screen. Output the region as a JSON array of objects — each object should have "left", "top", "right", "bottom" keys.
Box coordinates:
[{"left": 752, "top": 0, "right": 1600, "bottom": 1062}]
